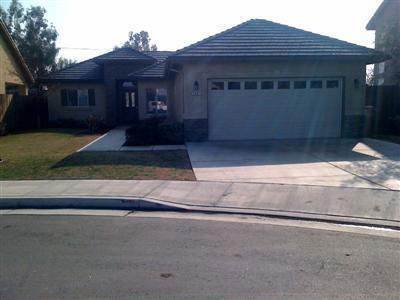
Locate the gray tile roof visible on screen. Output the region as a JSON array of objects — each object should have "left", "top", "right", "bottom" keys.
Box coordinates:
[
  {"left": 171, "top": 19, "right": 387, "bottom": 63},
  {"left": 41, "top": 50, "right": 173, "bottom": 82},
  {"left": 94, "top": 47, "right": 155, "bottom": 61},
  {"left": 41, "top": 60, "right": 103, "bottom": 82},
  {"left": 143, "top": 50, "right": 174, "bottom": 61},
  {"left": 130, "top": 60, "right": 168, "bottom": 79},
  {"left": 131, "top": 51, "right": 174, "bottom": 79}
]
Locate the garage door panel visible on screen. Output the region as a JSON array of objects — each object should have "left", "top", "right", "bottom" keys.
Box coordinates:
[{"left": 208, "top": 78, "right": 342, "bottom": 140}]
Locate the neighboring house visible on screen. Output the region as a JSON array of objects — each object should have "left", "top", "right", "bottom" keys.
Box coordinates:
[
  {"left": 43, "top": 19, "right": 386, "bottom": 141},
  {"left": 366, "top": 0, "right": 400, "bottom": 86},
  {"left": 0, "top": 19, "right": 34, "bottom": 99}
]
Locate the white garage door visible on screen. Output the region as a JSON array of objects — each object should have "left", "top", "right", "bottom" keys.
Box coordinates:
[{"left": 208, "top": 78, "right": 343, "bottom": 140}]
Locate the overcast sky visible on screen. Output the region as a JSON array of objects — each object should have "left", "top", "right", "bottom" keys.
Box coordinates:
[{"left": 1, "top": 0, "right": 382, "bottom": 62}]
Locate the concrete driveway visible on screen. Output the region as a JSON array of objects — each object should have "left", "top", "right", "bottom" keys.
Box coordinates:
[{"left": 186, "top": 138, "right": 400, "bottom": 190}]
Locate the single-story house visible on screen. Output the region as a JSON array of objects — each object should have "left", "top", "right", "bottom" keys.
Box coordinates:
[
  {"left": 42, "top": 19, "right": 387, "bottom": 141},
  {"left": 0, "top": 19, "right": 34, "bottom": 98}
]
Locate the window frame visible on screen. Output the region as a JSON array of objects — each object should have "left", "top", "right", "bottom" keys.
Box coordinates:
[
  {"left": 294, "top": 81, "right": 307, "bottom": 89},
  {"left": 146, "top": 87, "right": 168, "bottom": 114},
  {"left": 277, "top": 81, "right": 291, "bottom": 90},
  {"left": 326, "top": 80, "right": 339, "bottom": 89},
  {"left": 244, "top": 81, "right": 257, "bottom": 90},
  {"left": 210, "top": 81, "right": 225, "bottom": 90},
  {"left": 61, "top": 88, "right": 95, "bottom": 107},
  {"left": 310, "top": 80, "right": 323, "bottom": 89},
  {"left": 228, "top": 81, "right": 241, "bottom": 90},
  {"left": 261, "top": 81, "right": 274, "bottom": 90}
]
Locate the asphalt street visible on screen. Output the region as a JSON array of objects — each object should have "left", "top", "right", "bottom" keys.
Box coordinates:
[{"left": 0, "top": 213, "right": 399, "bottom": 299}]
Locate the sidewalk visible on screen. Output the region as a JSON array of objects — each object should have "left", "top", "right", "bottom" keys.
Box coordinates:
[{"left": 1, "top": 180, "right": 399, "bottom": 228}]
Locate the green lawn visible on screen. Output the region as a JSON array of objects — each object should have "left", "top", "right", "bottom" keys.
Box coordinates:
[{"left": 0, "top": 129, "right": 195, "bottom": 181}]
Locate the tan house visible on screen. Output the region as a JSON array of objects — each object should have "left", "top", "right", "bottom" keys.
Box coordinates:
[
  {"left": 43, "top": 19, "right": 386, "bottom": 141},
  {"left": 0, "top": 19, "right": 33, "bottom": 98},
  {"left": 367, "top": 0, "right": 400, "bottom": 86}
]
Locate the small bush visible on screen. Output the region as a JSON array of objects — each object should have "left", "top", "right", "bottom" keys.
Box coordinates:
[
  {"left": 390, "top": 115, "right": 400, "bottom": 134},
  {"left": 48, "top": 118, "right": 86, "bottom": 129},
  {"left": 48, "top": 116, "right": 108, "bottom": 134},
  {"left": 125, "top": 117, "right": 184, "bottom": 146},
  {"left": 158, "top": 122, "right": 184, "bottom": 144},
  {"left": 86, "top": 115, "right": 108, "bottom": 134},
  {"left": 0, "top": 122, "right": 8, "bottom": 136}
]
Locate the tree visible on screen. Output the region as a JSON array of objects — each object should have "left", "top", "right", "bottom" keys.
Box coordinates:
[
  {"left": 117, "top": 30, "right": 158, "bottom": 51},
  {"left": 53, "top": 57, "right": 77, "bottom": 72},
  {"left": 0, "top": 0, "right": 59, "bottom": 79}
]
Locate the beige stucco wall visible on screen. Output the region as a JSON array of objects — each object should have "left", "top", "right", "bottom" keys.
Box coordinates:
[
  {"left": 175, "top": 60, "right": 366, "bottom": 120},
  {"left": 137, "top": 79, "right": 179, "bottom": 122},
  {"left": 47, "top": 83, "right": 107, "bottom": 122},
  {"left": 0, "top": 33, "right": 28, "bottom": 95}
]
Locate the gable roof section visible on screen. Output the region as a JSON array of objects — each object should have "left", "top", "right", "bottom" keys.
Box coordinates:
[
  {"left": 366, "top": 0, "right": 391, "bottom": 30},
  {"left": 0, "top": 19, "right": 34, "bottom": 84},
  {"left": 94, "top": 47, "right": 155, "bottom": 62},
  {"left": 171, "top": 19, "right": 386, "bottom": 63}
]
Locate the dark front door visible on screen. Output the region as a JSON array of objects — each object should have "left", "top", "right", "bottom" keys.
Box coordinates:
[{"left": 119, "top": 81, "right": 138, "bottom": 124}]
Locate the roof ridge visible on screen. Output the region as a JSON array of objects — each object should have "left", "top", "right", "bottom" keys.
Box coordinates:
[{"left": 172, "top": 19, "right": 254, "bottom": 57}]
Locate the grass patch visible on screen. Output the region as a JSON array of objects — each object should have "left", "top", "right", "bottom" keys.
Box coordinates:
[{"left": 0, "top": 129, "right": 195, "bottom": 180}]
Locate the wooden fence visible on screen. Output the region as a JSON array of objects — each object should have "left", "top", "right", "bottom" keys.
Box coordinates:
[
  {"left": 366, "top": 85, "right": 400, "bottom": 135},
  {"left": 0, "top": 94, "right": 48, "bottom": 133}
]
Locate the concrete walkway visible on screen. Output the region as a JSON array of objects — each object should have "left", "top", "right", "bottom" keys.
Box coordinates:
[
  {"left": 78, "top": 126, "right": 186, "bottom": 152},
  {"left": 1, "top": 180, "right": 399, "bottom": 228}
]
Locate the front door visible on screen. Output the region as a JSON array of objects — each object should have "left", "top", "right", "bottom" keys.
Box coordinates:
[{"left": 119, "top": 81, "right": 138, "bottom": 124}]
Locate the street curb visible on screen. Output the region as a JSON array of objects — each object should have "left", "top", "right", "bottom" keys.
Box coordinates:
[{"left": 1, "top": 196, "right": 400, "bottom": 230}]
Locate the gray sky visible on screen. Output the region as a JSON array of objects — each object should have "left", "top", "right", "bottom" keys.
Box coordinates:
[{"left": 1, "top": 0, "right": 382, "bottom": 62}]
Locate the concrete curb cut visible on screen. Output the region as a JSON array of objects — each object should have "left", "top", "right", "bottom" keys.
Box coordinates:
[{"left": 2, "top": 196, "right": 400, "bottom": 230}]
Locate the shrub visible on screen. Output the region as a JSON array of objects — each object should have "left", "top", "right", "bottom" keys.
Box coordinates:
[
  {"left": 158, "top": 122, "right": 184, "bottom": 144},
  {"left": 390, "top": 115, "right": 400, "bottom": 134},
  {"left": 86, "top": 115, "right": 108, "bottom": 134},
  {"left": 0, "top": 122, "right": 7, "bottom": 136},
  {"left": 125, "top": 117, "right": 183, "bottom": 146},
  {"left": 48, "top": 116, "right": 108, "bottom": 134}
]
